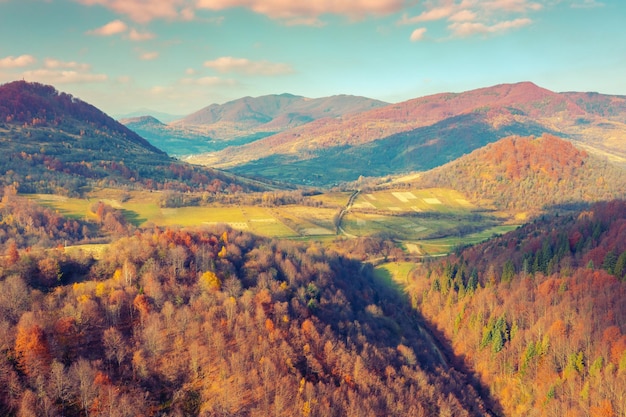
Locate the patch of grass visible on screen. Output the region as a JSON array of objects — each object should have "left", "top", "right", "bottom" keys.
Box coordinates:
[
  {"left": 64, "top": 243, "right": 110, "bottom": 260},
  {"left": 374, "top": 262, "right": 417, "bottom": 286},
  {"left": 411, "top": 224, "right": 520, "bottom": 256},
  {"left": 26, "top": 194, "right": 92, "bottom": 220},
  {"left": 310, "top": 192, "right": 352, "bottom": 207}
]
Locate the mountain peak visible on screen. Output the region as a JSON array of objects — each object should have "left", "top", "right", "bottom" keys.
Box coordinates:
[{"left": 119, "top": 115, "right": 165, "bottom": 125}]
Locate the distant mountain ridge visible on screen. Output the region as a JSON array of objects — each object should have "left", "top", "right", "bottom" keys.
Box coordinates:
[
  {"left": 120, "top": 93, "right": 388, "bottom": 156},
  {"left": 172, "top": 93, "right": 388, "bottom": 128},
  {"left": 187, "top": 82, "right": 626, "bottom": 185},
  {"left": 115, "top": 109, "right": 184, "bottom": 123},
  {"left": 119, "top": 115, "right": 167, "bottom": 131}
]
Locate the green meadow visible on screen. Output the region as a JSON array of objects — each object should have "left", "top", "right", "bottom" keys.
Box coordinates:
[
  {"left": 26, "top": 186, "right": 516, "bottom": 254},
  {"left": 374, "top": 262, "right": 417, "bottom": 289}
]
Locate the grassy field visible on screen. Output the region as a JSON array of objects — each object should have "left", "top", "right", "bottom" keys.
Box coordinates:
[
  {"left": 310, "top": 191, "right": 352, "bottom": 207},
  {"left": 373, "top": 261, "right": 418, "bottom": 293},
  {"left": 26, "top": 186, "right": 517, "bottom": 254},
  {"left": 27, "top": 190, "right": 338, "bottom": 239},
  {"left": 353, "top": 188, "right": 475, "bottom": 213},
  {"left": 64, "top": 243, "right": 111, "bottom": 259},
  {"left": 403, "top": 224, "right": 520, "bottom": 256}
]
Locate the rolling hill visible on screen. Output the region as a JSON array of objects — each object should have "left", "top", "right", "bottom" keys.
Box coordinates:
[
  {"left": 115, "top": 109, "right": 183, "bottom": 123},
  {"left": 188, "top": 82, "right": 626, "bottom": 186},
  {"left": 0, "top": 81, "right": 261, "bottom": 196},
  {"left": 403, "top": 134, "right": 626, "bottom": 213}
]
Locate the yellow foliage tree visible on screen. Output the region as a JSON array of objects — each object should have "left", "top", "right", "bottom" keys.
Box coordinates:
[{"left": 199, "top": 271, "right": 221, "bottom": 292}]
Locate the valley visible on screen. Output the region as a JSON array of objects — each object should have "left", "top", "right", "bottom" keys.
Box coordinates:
[
  {"left": 0, "top": 80, "right": 625, "bottom": 417},
  {"left": 27, "top": 185, "right": 515, "bottom": 256},
  {"left": 184, "top": 82, "right": 626, "bottom": 186}
]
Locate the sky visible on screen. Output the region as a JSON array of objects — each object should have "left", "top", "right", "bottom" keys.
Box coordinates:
[{"left": 0, "top": 0, "right": 624, "bottom": 116}]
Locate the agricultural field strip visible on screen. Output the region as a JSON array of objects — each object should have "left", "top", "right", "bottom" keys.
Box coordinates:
[
  {"left": 423, "top": 198, "right": 442, "bottom": 205},
  {"left": 391, "top": 191, "right": 418, "bottom": 203},
  {"left": 25, "top": 188, "right": 511, "bottom": 251},
  {"left": 27, "top": 192, "right": 338, "bottom": 238}
]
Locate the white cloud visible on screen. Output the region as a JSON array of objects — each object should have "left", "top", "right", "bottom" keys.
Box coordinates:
[
  {"left": 410, "top": 27, "right": 427, "bottom": 41},
  {"left": 76, "top": 0, "right": 185, "bottom": 24},
  {"left": 150, "top": 85, "right": 170, "bottom": 95},
  {"left": 44, "top": 59, "right": 91, "bottom": 71},
  {"left": 398, "top": 7, "right": 455, "bottom": 24},
  {"left": 87, "top": 20, "right": 155, "bottom": 41},
  {"left": 571, "top": 0, "right": 604, "bottom": 8},
  {"left": 87, "top": 19, "right": 128, "bottom": 36},
  {"left": 0, "top": 55, "right": 36, "bottom": 68},
  {"left": 4, "top": 57, "right": 109, "bottom": 84},
  {"left": 181, "top": 6, "right": 195, "bottom": 20},
  {"left": 21, "top": 69, "right": 108, "bottom": 84},
  {"left": 197, "top": 0, "right": 406, "bottom": 21},
  {"left": 128, "top": 29, "right": 156, "bottom": 41},
  {"left": 185, "top": 68, "right": 196, "bottom": 75},
  {"left": 449, "top": 17, "right": 531, "bottom": 36},
  {"left": 75, "top": 0, "right": 406, "bottom": 24},
  {"left": 139, "top": 51, "right": 159, "bottom": 60},
  {"left": 204, "top": 56, "right": 294, "bottom": 76},
  {"left": 180, "top": 76, "right": 236, "bottom": 86},
  {"left": 482, "top": 0, "right": 542, "bottom": 12},
  {"left": 399, "top": 0, "right": 540, "bottom": 40},
  {"left": 449, "top": 9, "right": 476, "bottom": 22}
]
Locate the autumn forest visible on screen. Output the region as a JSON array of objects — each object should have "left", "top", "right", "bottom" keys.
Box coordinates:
[{"left": 0, "top": 80, "right": 625, "bottom": 417}]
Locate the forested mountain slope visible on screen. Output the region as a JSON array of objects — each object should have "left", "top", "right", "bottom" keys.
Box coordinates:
[
  {"left": 405, "top": 134, "right": 626, "bottom": 213},
  {"left": 189, "top": 82, "right": 626, "bottom": 186},
  {"left": 0, "top": 223, "right": 495, "bottom": 416},
  {"left": 0, "top": 81, "right": 259, "bottom": 196},
  {"left": 407, "top": 200, "right": 626, "bottom": 416}
]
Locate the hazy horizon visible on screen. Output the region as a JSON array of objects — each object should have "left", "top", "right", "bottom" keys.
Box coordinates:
[{"left": 1, "top": 0, "right": 624, "bottom": 115}]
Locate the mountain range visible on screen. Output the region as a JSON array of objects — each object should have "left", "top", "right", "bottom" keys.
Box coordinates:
[
  {"left": 1, "top": 80, "right": 625, "bottom": 417},
  {"left": 120, "top": 93, "right": 387, "bottom": 156},
  {"left": 184, "top": 82, "right": 626, "bottom": 186}
]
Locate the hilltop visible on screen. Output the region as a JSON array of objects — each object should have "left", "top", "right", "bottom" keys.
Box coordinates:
[
  {"left": 0, "top": 81, "right": 261, "bottom": 196},
  {"left": 402, "top": 134, "right": 626, "bottom": 212},
  {"left": 188, "top": 82, "right": 626, "bottom": 186}
]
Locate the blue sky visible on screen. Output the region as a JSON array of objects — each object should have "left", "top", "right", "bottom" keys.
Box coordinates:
[{"left": 0, "top": 0, "right": 624, "bottom": 116}]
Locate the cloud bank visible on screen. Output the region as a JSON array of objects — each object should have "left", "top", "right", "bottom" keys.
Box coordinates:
[
  {"left": 399, "top": 0, "right": 540, "bottom": 39},
  {"left": 74, "top": 0, "right": 406, "bottom": 24},
  {"left": 204, "top": 57, "right": 294, "bottom": 76}
]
